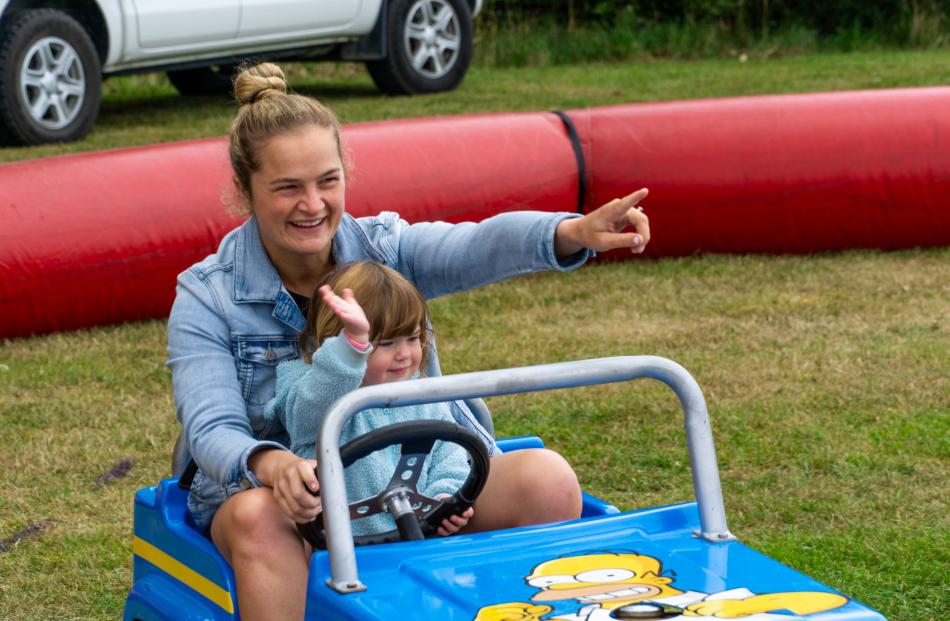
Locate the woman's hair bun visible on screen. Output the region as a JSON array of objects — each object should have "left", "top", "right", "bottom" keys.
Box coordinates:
[{"left": 233, "top": 62, "right": 289, "bottom": 105}]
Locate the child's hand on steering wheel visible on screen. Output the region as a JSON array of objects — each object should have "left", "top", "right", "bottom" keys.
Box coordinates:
[{"left": 435, "top": 494, "right": 474, "bottom": 536}]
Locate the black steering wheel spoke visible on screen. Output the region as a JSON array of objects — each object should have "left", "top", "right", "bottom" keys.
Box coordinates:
[
  {"left": 385, "top": 443, "right": 433, "bottom": 491},
  {"left": 408, "top": 490, "right": 441, "bottom": 515},
  {"left": 348, "top": 495, "right": 385, "bottom": 521}
]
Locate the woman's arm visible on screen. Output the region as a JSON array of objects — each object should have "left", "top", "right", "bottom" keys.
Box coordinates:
[
  {"left": 167, "top": 272, "right": 287, "bottom": 494},
  {"left": 389, "top": 188, "right": 650, "bottom": 300},
  {"left": 394, "top": 211, "right": 589, "bottom": 300},
  {"left": 246, "top": 448, "right": 323, "bottom": 523}
]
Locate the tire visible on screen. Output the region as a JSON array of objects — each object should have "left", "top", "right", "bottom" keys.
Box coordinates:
[
  {"left": 367, "top": 0, "right": 473, "bottom": 95},
  {"left": 167, "top": 64, "right": 236, "bottom": 97},
  {"left": 0, "top": 9, "right": 101, "bottom": 146}
]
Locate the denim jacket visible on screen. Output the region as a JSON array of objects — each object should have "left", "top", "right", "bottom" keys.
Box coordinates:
[{"left": 167, "top": 209, "right": 589, "bottom": 528}]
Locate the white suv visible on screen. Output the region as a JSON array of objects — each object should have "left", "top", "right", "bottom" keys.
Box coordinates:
[{"left": 0, "top": 0, "right": 482, "bottom": 145}]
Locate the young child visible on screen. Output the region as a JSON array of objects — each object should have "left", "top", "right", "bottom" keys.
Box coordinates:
[{"left": 265, "top": 261, "right": 474, "bottom": 537}]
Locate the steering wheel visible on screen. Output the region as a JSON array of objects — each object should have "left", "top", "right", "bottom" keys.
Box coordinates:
[{"left": 296, "top": 419, "right": 490, "bottom": 549}]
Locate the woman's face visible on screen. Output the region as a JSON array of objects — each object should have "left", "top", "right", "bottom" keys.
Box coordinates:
[{"left": 247, "top": 124, "right": 345, "bottom": 270}]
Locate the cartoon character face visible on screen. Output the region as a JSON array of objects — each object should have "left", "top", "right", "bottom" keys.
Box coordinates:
[
  {"left": 526, "top": 553, "right": 679, "bottom": 609},
  {"left": 475, "top": 552, "right": 851, "bottom": 621}
]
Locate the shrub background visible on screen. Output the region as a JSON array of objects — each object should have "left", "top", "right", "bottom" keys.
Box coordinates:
[{"left": 477, "top": 0, "right": 949, "bottom": 65}]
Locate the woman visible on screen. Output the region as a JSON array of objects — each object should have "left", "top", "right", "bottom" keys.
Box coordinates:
[{"left": 168, "top": 62, "right": 650, "bottom": 621}]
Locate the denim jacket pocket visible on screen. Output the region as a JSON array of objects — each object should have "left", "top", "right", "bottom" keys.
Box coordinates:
[{"left": 233, "top": 336, "right": 299, "bottom": 410}]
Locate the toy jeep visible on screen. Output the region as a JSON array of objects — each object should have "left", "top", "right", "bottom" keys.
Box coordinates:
[{"left": 124, "top": 356, "right": 884, "bottom": 620}]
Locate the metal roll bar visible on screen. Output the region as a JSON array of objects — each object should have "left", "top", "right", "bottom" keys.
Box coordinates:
[{"left": 315, "top": 355, "right": 735, "bottom": 593}]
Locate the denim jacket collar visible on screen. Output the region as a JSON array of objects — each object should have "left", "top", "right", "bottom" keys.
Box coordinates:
[
  {"left": 231, "top": 214, "right": 388, "bottom": 332},
  {"left": 234, "top": 216, "right": 282, "bottom": 304},
  {"left": 332, "top": 213, "right": 389, "bottom": 265},
  {"left": 232, "top": 216, "right": 304, "bottom": 332}
]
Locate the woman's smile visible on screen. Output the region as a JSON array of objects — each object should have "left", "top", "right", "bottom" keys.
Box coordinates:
[{"left": 289, "top": 216, "right": 327, "bottom": 229}]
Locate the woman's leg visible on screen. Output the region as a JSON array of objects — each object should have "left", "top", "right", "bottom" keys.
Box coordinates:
[
  {"left": 465, "top": 448, "right": 582, "bottom": 532},
  {"left": 210, "top": 487, "right": 311, "bottom": 621}
]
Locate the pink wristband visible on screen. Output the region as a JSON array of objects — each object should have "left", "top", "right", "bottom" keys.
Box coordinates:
[{"left": 344, "top": 332, "right": 370, "bottom": 352}]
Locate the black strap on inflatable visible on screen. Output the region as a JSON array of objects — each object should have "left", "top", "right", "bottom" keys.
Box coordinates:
[
  {"left": 553, "top": 110, "right": 587, "bottom": 214},
  {"left": 178, "top": 459, "right": 198, "bottom": 489}
]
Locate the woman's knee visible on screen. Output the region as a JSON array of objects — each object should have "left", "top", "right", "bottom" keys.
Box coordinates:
[
  {"left": 530, "top": 449, "right": 581, "bottom": 508},
  {"left": 499, "top": 448, "right": 582, "bottom": 520},
  {"left": 212, "top": 488, "right": 293, "bottom": 559}
]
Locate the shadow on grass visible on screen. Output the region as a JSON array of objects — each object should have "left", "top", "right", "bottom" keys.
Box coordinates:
[
  {"left": 97, "top": 81, "right": 382, "bottom": 125},
  {"left": 104, "top": 81, "right": 380, "bottom": 107},
  {"left": 289, "top": 82, "right": 382, "bottom": 100}
]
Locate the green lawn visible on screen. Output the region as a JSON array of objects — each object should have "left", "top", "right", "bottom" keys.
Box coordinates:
[
  {"left": 0, "top": 50, "right": 948, "bottom": 620},
  {"left": 1, "top": 48, "right": 949, "bottom": 163}
]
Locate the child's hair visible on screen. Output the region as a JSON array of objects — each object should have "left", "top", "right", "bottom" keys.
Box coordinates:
[{"left": 299, "top": 261, "right": 430, "bottom": 368}]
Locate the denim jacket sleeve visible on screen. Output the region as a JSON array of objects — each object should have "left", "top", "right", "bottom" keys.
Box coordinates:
[
  {"left": 365, "top": 211, "right": 592, "bottom": 300},
  {"left": 167, "top": 268, "right": 286, "bottom": 494}
]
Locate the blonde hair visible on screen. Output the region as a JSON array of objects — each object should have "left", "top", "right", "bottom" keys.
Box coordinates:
[
  {"left": 229, "top": 62, "right": 344, "bottom": 211},
  {"left": 300, "top": 262, "right": 430, "bottom": 368}
]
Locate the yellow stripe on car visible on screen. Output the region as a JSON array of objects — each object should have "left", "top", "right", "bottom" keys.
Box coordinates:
[{"left": 133, "top": 536, "right": 235, "bottom": 614}]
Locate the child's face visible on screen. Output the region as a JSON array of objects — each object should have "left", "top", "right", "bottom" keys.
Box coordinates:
[{"left": 362, "top": 328, "right": 423, "bottom": 386}]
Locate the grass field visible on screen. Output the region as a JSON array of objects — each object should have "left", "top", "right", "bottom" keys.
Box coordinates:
[{"left": 1, "top": 49, "right": 949, "bottom": 620}]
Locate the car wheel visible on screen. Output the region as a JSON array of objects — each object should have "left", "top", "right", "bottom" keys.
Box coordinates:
[
  {"left": 0, "top": 9, "right": 101, "bottom": 145},
  {"left": 367, "top": 0, "right": 473, "bottom": 95},
  {"left": 167, "top": 64, "right": 237, "bottom": 97}
]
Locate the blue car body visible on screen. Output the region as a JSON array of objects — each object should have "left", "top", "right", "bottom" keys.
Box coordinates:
[
  {"left": 124, "top": 438, "right": 883, "bottom": 621},
  {"left": 124, "top": 357, "right": 886, "bottom": 621}
]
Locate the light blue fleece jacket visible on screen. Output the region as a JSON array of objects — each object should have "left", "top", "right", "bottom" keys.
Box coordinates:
[{"left": 265, "top": 333, "right": 470, "bottom": 536}]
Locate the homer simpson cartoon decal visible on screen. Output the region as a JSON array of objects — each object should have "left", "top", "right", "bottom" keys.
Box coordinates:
[{"left": 474, "top": 552, "right": 847, "bottom": 620}]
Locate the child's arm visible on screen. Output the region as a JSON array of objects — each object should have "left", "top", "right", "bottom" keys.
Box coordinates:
[
  {"left": 280, "top": 337, "right": 369, "bottom": 457},
  {"left": 431, "top": 438, "right": 476, "bottom": 535},
  {"left": 278, "top": 286, "right": 374, "bottom": 458}
]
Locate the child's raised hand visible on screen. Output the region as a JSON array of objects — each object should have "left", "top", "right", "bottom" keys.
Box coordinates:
[{"left": 319, "top": 284, "right": 370, "bottom": 345}]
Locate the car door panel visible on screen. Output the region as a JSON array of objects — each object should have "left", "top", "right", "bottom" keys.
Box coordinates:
[
  {"left": 239, "top": 0, "right": 363, "bottom": 39},
  {"left": 131, "top": 0, "right": 240, "bottom": 49}
]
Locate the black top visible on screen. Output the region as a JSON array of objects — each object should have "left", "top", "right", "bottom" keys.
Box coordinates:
[{"left": 290, "top": 291, "right": 310, "bottom": 315}]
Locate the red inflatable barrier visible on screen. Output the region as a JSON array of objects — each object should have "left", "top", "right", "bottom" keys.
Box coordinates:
[
  {"left": 569, "top": 87, "right": 950, "bottom": 259},
  {"left": 1, "top": 88, "right": 949, "bottom": 340},
  {"left": 344, "top": 114, "right": 579, "bottom": 222},
  {"left": 0, "top": 113, "right": 578, "bottom": 339},
  {"left": 0, "top": 138, "right": 237, "bottom": 340}
]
